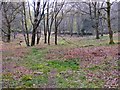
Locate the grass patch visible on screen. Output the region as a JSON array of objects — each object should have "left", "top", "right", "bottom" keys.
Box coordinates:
[
  {"left": 2, "top": 73, "right": 13, "bottom": 80},
  {"left": 58, "top": 39, "right": 67, "bottom": 45},
  {"left": 20, "top": 47, "right": 47, "bottom": 68},
  {"left": 47, "top": 59, "right": 79, "bottom": 71},
  {"left": 58, "top": 34, "right": 118, "bottom": 48},
  {"left": 21, "top": 75, "right": 32, "bottom": 81}
]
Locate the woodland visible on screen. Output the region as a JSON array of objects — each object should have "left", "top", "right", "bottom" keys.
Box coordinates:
[{"left": 0, "top": 0, "right": 120, "bottom": 88}]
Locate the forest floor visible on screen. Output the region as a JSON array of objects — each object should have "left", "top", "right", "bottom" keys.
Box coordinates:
[{"left": 1, "top": 33, "right": 120, "bottom": 88}]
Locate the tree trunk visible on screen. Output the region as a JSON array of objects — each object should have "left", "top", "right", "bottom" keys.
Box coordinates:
[
  {"left": 31, "top": 2, "right": 40, "bottom": 46},
  {"left": 44, "top": 33, "right": 47, "bottom": 44},
  {"left": 21, "top": 15, "right": 29, "bottom": 46},
  {"left": 7, "top": 25, "right": 11, "bottom": 42},
  {"left": 54, "top": 1, "right": 64, "bottom": 45},
  {"left": 55, "top": 26, "right": 58, "bottom": 45},
  {"left": 101, "top": 29, "right": 103, "bottom": 36},
  {"left": 107, "top": 1, "right": 114, "bottom": 44},
  {"left": 96, "top": 26, "right": 100, "bottom": 39},
  {"left": 96, "top": 19, "right": 100, "bottom": 39},
  {"left": 26, "top": 29, "right": 30, "bottom": 46},
  {"left": 48, "top": 14, "right": 54, "bottom": 45},
  {"left": 43, "top": 14, "right": 47, "bottom": 44},
  {"left": 31, "top": 25, "right": 36, "bottom": 46},
  {"left": 36, "top": 36, "right": 40, "bottom": 45},
  {"left": 36, "top": 29, "right": 41, "bottom": 45},
  {"left": 55, "top": 16, "right": 57, "bottom": 45},
  {"left": 23, "top": 2, "right": 30, "bottom": 46},
  {"left": 48, "top": 33, "right": 50, "bottom": 45},
  {"left": 46, "top": 2, "right": 50, "bottom": 45},
  {"left": 101, "top": 19, "right": 104, "bottom": 36},
  {"left": 94, "top": 2, "right": 100, "bottom": 39}
]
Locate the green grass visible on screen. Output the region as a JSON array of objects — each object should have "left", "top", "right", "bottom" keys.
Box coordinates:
[
  {"left": 47, "top": 60, "right": 79, "bottom": 71},
  {"left": 57, "top": 34, "right": 118, "bottom": 48},
  {"left": 58, "top": 39, "right": 68, "bottom": 46}
]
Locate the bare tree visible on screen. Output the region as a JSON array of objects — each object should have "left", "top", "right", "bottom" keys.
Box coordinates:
[
  {"left": 47, "top": 1, "right": 54, "bottom": 45},
  {"left": 58, "top": 2, "right": 74, "bottom": 36},
  {"left": 106, "top": 0, "right": 114, "bottom": 44},
  {"left": 31, "top": 0, "right": 47, "bottom": 46},
  {"left": 31, "top": 1, "right": 40, "bottom": 46},
  {"left": 54, "top": 1, "right": 64, "bottom": 45},
  {"left": 36, "top": 25, "right": 42, "bottom": 44},
  {"left": 22, "top": 2, "right": 30, "bottom": 46},
  {"left": 92, "top": 2, "right": 100, "bottom": 39},
  {"left": 43, "top": 2, "right": 47, "bottom": 44},
  {"left": 2, "top": 2, "right": 22, "bottom": 42}
]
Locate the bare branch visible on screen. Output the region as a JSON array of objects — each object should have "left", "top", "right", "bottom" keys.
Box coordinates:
[{"left": 28, "top": 1, "right": 34, "bottom": 25}]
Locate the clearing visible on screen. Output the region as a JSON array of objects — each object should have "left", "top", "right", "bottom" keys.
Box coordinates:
[{"left": 1, "top": 33, "right": 119, "bottom": 88}]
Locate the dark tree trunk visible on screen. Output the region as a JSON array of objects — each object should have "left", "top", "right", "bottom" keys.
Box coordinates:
[
  {"left": 101, "top": 24, "right": 104, "bottom": 36},
  {"left": 94, "top": 2, "right": 100, "bottom": 39},
  {"left": 31, "top": 2, "right": 40, "bottom": 46},
  {"left": 36, "top": 29, "right": 41, "bottom": 45},
  {"left": 44, "top": 33, "right": 47, "bottom": 44},
  {"left": 36, "top": 37, "right": 40, "bottom": 44},
  {"left": 21, "top": 14, "right": 29, "bottom": 46},
  {"left": 55, "top": 26, "right": 58, "bottom": 45},
  {"left": 55, "top": 16, "right": 57, "bottom": 45},
  {"left": 43, "top": 14, "right": 47, "bottom": 44},
  {"left": 107, "top": 1, "right": 114, "bottom": 44},
  {"left": 48, "top": 12, "right": 54, "bottom": 45},
  {"left": 48, "top": 33, "right": 50, "bottom": 45},
  {"left": 31, "top": 25, "right": 36, "bottom": 46},
  {"left": 101, "top": 19, "right": 104, "bottom": 36},
  {"left": 54, "top": 1, "right": 64, "bottom": 45},
  {"left": 96, "top": 26, "right": 100, "bottom": 39},
  {"left": 7, "top": 25, "right": 11, "bottom": 42},
  {"left": 101, "top": 31, "right": 103, "bottom": 36},
  {"left": 48, "top": 26, "right": 52, "bottom": 45},
  {"left": 46, "top": 2, "right": 49, "bottom": 45},
  {"left": 43, "top": 5, "right": 47, "bottom": 44},
  {"left": 23, "top": 2, "right": 30, "bottom": 46},
  {"left": 96, "top": 19, "right": 100, "bottom": 39}
]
